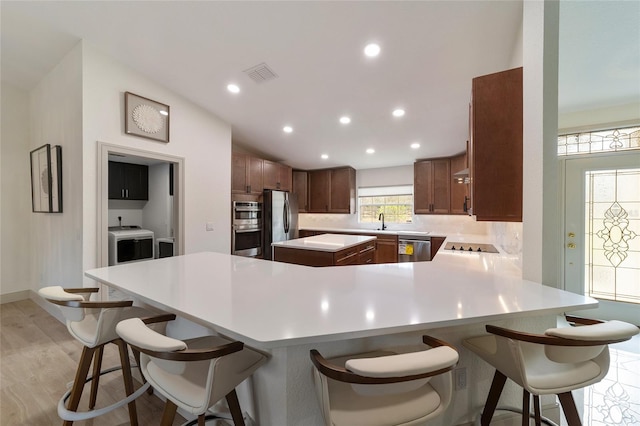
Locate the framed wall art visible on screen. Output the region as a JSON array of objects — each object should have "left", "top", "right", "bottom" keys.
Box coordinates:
[
  {"left": 30, "top": 144, "right": 63, "bottom": 213},
  {"left": 125, "top": 91, "right": 170, "bottom": 143}
]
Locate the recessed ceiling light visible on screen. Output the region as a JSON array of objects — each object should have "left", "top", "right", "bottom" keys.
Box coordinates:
[
  {"left": 227, "top": 84, "right": 240, "bottom": 93},
  {"left": 364, "top": 43, "right": 381, "bottom": 57},
  {"left": 366, "top": 148, "right": 375, "bottom": 154},
  {"left": 411, "top": 142, "right": 420, "bottom": 149},
  {"left": 321, "top": 154, "right": 329, "bottom": 160},
  {"left": 392, "top": 109, "right": 405, "bottom": 117},
  {"left": 339, "top": 116, "right": 351, "bottom": 124},
  {"left": 283, "top": 126, "right": 293, "bottom": 133}
]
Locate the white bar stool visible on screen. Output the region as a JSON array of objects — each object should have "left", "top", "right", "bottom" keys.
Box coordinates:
[
  {"left": 463, "top": 316, "right": 639, "bottom": 426},
  {"left": 38, "top": 285, "right": 175, "bottom": 425},
  {"left": 116, "top": 317, "right": 267, "bottom": 426},
  {"left": 310, "top": 335, "right": 459, "bottom": 426}
]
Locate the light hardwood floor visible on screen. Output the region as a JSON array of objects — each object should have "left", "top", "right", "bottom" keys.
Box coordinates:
[{"left": 0, "top": 299, "right": 187, "bottom": 425}]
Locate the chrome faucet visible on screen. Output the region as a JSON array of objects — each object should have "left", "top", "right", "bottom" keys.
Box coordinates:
[{"left": 378, "top": 213, "right": 387, "bottom": 230}]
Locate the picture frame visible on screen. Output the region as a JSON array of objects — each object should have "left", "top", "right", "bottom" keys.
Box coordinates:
[
  {"left": 50, "top": 145, "right": 63, "bottom": 212},
  {"left": 30, "top": 144, "right": 52, "bottom": 213},
  {"left": 124, "top": 91, "right": 170, "bottom": 143},
  {"left": 30, "top": 144, "right": 62, "bottom": 213}
]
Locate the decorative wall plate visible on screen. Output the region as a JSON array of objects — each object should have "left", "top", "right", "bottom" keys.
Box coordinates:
[{"left": 125, "top": 92, "right": 170, "bottom": 142}]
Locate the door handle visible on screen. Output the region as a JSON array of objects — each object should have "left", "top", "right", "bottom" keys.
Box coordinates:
[
  {"left": 568, "top": 232, "right": 575, "bottom": 238},
  {"left": 567, "top": 243, "right": 576, "bottom": 249}
]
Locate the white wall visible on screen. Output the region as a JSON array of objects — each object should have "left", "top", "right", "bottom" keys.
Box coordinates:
[
  {"left": 1, "top": 83, "right": 32, "bottom": 297},
  {"left": 81, "top": 42, "right": 232, "bottom": 280},
  {"left": 29, "top": 44, "right": 84, "bottom": 292},
  {"left": 559, "top": 101, "right": 640, "bottom": 132},
  {"left": 522, "top": 1, "right": 560, "bottom": 286},
  {"left": 143, "top": 163, "right": 173, "bottom": 239}
]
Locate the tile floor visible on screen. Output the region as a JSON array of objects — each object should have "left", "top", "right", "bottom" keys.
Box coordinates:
[{"left": 567, "top": 334, "right": 640, "bottom": 426}]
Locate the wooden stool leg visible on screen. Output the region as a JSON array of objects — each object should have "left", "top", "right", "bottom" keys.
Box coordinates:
[
  {"left": 522, "top": 390, "right": 530, "bottom": 426},
  {"left": 63, "top": 345, "right": 97, "bottom": 426},
  {"left": 558, "top": 392, "right": 582, "bottom": 426},
  {"left": 160, "top": 400, "right": 178, "bottom": 426},
  {"left": 226, "top": 389, "right": 245, "bottom": 426},
  {"left": 481, "top": 370, "right": 507, "bottom": 426},
  {"left": 132, "top": 348, "right": 153, "bottom": 395},
  {"left": 116, "top": 339, "right": 138, "bottom": 426},
  {"left": 533, "top": 395, "right": 541, "bottom": 426},
  {"left": 89, "top": 345, "right": 104, "bottom": 409}
]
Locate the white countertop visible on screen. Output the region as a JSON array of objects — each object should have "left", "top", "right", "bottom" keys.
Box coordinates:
[
  {"left": 272, "top": 233, "right": 376, "bottom": 252},
  {"left": 85, "top": 245, "right": 597, "bottom": 349}
]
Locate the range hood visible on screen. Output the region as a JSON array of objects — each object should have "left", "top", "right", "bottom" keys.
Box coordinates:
[{"left": 453, "top": 168, "right": 469, "bottom": 184}]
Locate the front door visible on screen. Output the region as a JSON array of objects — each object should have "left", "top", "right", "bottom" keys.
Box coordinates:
[{"left": 564, "top": 152, "right": 640, "bottom": 323}]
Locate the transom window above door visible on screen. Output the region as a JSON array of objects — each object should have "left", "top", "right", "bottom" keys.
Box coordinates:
[{"left": 558, "top": 125, "right": 640, "bottom": 156}]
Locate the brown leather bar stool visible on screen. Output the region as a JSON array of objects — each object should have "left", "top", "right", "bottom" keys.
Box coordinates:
[
  {"left": 310, "top": 335, "right": 459, "bottom": 426},
  {"left": 463, "top": 316, "right": 639, "bottom": 426},
  {"left": 38, "top": 285, "right": 175, "bottom": 425}
]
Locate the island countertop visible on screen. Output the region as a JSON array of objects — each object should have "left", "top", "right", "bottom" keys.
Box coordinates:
[
  {"left": 85, "top": 249, "right": 597, "bottom": 349},
  {"left": 271, "top": 233, "right": 376, "bottom": 252}
]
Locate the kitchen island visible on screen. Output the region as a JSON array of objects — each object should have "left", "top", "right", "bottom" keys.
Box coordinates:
[
  {"left": 272, "top": 233, "right": 376, "bottom": 266},
  {"left": 85, "top": 245, "right": 597, "bottom": 425}
]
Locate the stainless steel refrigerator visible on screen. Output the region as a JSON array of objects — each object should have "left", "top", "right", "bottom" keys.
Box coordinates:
[{"left": 263, "top": 190, "right": 298, "bottom": 260}]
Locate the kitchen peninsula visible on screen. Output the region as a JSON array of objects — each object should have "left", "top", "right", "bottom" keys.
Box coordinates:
[
  {"left": 85, "top": 245, "right": 597, "bottom": 425},
  {"left": 272, "top": 233, "right": 376, "bottom": 266}
]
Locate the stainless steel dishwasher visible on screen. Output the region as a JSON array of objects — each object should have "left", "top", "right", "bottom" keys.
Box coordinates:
[{"left": 397, "top": 233, "right": 431, "bottom": 262}]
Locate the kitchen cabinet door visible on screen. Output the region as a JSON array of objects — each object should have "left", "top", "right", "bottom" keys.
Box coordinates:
[
  {"left": 449, "top": 152, "right": 469, "bottom": 215},
  {"left": 232, "top": 153, "right": 263, "bottom": 195},
  {"left": 308, "top": 170, "right": 331, "bottom": 212},
  {"left": 278, "top": 164, "right": 292, "bottom": 192},
  {"left": 108, "top": 161, "right": 148, "bottom": 200},
  {"left": 293, "top": 170, "right": 309, "bottom": 212},
  {"left": 374, "top": 235, "right": 398, "bottom": 264},
  {"left": 414, "top": 159, "right": 450, "bottom": 214},
  {"left": 262, "top": 160, "right": 279, "bottom": 190},
  {"left": 329, "top": 167, "right": 356, "bottom": 213},
  {"left": 471, "top": 67, "right": 523, "bottom": 221}
]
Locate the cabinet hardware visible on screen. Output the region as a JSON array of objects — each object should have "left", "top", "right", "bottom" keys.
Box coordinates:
[
  {"left": 122, "top": 189, "right": 125, "bottom": 198},
  {"left": 125, "top": 189, "right": 129, "bottom": 198}
]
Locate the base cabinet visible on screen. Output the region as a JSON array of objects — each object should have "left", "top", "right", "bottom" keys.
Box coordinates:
[
  {"left": 375, "top": 235, "right": 398, "bottom": 264},
  {"left": 273, "top": 240, "right": 376, "bottom": 267}
]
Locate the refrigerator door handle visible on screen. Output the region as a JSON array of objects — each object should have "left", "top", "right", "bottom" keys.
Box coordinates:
[{"left": 283, "top": 199, "right": 289, "bottom": 234}]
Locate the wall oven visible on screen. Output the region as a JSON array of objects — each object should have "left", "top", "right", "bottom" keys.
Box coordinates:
[
  {"left": 108, "top": 227, "right": 154, "bottom": 266},
  {"left": 232, "top": 201, "right": 262, "bottom": 257}
]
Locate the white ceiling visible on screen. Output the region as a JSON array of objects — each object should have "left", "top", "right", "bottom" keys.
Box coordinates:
[{"left": 2, "top": 1, "right": 638, "bottom": 171}]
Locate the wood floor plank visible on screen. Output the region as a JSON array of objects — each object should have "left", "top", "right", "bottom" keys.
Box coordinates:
[{"left": 0, "top": 299, "right": 186, "bottom": 425}]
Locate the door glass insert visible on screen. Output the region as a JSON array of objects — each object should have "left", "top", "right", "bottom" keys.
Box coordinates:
[
  {"left": 585, "top": 168, "right": 640, "bottom": 303},
  {"left": 559, "top": 126, "right": 640, "bottom": 156}
]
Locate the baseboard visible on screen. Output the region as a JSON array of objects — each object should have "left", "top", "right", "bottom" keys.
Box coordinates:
[
  {"left": 29, "top": 290, "right": 65, "bottom": 323},
  {"left": 457, "top": 404, "right": 560, "bottom": 426},
  {"left": 0, "top": 290, "right": 31, "bottom": 304}
]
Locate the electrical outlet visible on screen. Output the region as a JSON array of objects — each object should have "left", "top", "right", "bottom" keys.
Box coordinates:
[{"left": 454, "top": 367, "right": 467, "bottom": 391}]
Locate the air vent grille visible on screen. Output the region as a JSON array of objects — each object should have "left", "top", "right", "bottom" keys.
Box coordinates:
[{"left": 243, "top": 63, "right": 278, "bottom": 83}]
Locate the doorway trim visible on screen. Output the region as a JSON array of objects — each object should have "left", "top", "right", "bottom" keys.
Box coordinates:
[{"left": 97, "top": 142, "right": 185, "bottom": 269}]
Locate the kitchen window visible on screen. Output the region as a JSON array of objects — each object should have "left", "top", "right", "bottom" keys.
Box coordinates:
[{"left": 358, "top": 185, "right": 413, "bottom": 224}]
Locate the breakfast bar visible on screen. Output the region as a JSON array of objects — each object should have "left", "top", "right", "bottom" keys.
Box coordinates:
[{"left": 85, "top": 246, "right": 597, "bottom": 425}]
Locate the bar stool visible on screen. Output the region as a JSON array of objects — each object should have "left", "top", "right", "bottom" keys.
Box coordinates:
[
  {"left": 38, "top": 285, "right": 175, "bottom": 425},
  {"left": 463, "top": 316, "right": 639, "bottom": 426},
  {"left": 309, "top": 335, "right": 459, "bottom": 426},
  {"left": 116, "top": 317, "right": 267, "bottom": 426}
]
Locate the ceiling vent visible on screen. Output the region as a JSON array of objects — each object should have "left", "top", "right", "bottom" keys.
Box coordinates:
[{"left": 243, "top": 63, "right": 278, "bottom": 84}]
